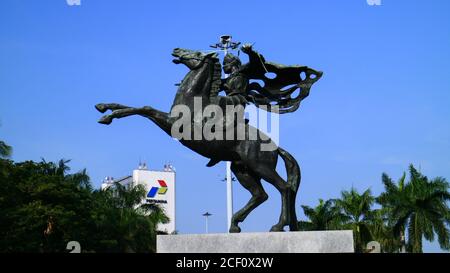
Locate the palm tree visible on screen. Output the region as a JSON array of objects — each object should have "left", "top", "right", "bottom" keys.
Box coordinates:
[
  {"left": 0, "top": 140, "right": 12, "bottom": 158},
  {"left": 377, "top": 165, "right": 450, "bottom": 253},
  {"left": 100, "top": 182, "right": 169, "bottom": 252},
  {"left": 335, "top": 187, "right": 375, "bottom": 252},
  {"left": 367, "top": 208, "right": 402, "bottom": 253},
  {"left": 376, "top": 172, "right": 408, "bottom": 252},
  {"left": 298, "top": 199, "right": 347, "bottom": 231}
]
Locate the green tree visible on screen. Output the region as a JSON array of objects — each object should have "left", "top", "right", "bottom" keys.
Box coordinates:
[
  {"left": 366, "top": 208, "right": 402, "bottom": 253},
  {"left": 0, "top": 158, "right": 168, "bottom": 253},
  {"left": 335, "top": 187, "right": 375, "bottom": 252},
  {"left": 0, "top": 159, "right": 94, "bottom": 252},
  {"left": 377, "top": 165, "right": 450, "bottom": 253},
  {"left": 0, "top": 140, "right": 12, "bottom": 158},
  {"left": 298, "top": 199, "right": 348, "bottom": 231},
  {"left": 91, "top": 182, "right": 169, "bottom": 253},
  {"left": 376, "top": 172, "right": 408, "bottom": 252}
]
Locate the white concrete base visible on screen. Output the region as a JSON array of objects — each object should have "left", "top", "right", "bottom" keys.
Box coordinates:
[{"left": 157, "top": 230, "right": 354, "bottom": 253}]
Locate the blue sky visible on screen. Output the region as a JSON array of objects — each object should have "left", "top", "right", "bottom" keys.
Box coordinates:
[{"left": 1, "top": 0, "right": 449, "bottom": 252}]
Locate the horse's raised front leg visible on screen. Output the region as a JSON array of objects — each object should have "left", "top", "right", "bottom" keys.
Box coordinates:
[
  {"left": 95, "top": 103, "right": 130, "bottom": 113},
  {"left": 98, "top": 106, "right": 173, "bottom": 136}
]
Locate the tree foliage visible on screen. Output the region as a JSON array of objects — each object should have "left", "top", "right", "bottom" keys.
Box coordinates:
[
  {"left": 377, "top": 165, "right": 450, "bottom": 253},
  {"left": 0, "top": 141, "right": 12, "bottom": 158},
  {"left": 298, "top": 199, "right": 347, "bottom": 231},
  {"left": 0, "top": 158, "right": 168, "bottom": 253},
  {"left": 299, "top": 165, "right": 450, "bottom": 253}
]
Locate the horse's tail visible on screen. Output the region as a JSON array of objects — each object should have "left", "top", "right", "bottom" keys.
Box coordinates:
[
  {"left": 278, "top": 146, "right": 300, "bottom": 230},
  {"left": 278, "top": 147, "right": 300, "bottom": 193}
]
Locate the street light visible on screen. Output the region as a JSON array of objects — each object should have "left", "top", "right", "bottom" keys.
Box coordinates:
[
  {"left": 210, "top": 35, "right": 241, "bottom": 233},
  {"left": 220, "top": 174, "right": 236, "bottom": 183},
  {"left": 210, "top": 35, "right": 241, "bottom": 55},
  {"left": 202, "top": 212, "right": 212, "bottom": 234}
]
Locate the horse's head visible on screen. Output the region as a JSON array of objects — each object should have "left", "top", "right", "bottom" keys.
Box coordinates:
[
  {"left": 172, "top": 48, "right": 218, "bottom": 70},
  {"left": 171, "top": 48, "right": 221, "bottom": 98}
]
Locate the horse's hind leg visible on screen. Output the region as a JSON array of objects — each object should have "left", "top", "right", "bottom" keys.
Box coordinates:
[
  {"left": 229, "top": 161, "right": 268, "bottom": 233},
  {"left": 289, "top": 186, "right": 299, "bottom": 231},
  {"left": 248, "top": 162, "right": 291, "bottom": 232},
  {"left": 95, "top": 103, "right": 130, "bottom": 113}
]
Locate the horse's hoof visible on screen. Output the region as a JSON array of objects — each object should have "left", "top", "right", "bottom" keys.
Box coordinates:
[
  {"left": 289, "top": 224, "right": 299, "bottom": 231},
  {"left": 229, "top": 225, "right": 241, "bottom": 233},
  {"left": 95, "top": 103, "right": 108, "bottom": 113},
  {"left": 98, "top": 116, "right": 112, "bottom": 125},
  {"left": 270, "top": 225, "right": 285, "bottom": 232}
]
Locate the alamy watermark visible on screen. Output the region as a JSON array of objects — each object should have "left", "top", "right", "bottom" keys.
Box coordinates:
[
  {"left": 66, "top": 241, "right": 81, "bottom": 253},
  {"left": 66, "top": 0, "right": 81, "bottom": 6},
  {"left": 170, "top": 98, "right": 279, "bottom": 152},
  {"left": 367, "top": 0, "right": 381, "bottom": 6}
]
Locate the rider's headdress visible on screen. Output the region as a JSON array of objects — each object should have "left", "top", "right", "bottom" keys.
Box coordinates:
[{"left": 223, "top": 53, "right": 241, "bottom": 67}]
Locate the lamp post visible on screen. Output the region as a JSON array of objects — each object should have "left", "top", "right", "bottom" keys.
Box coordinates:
[
  {"left": 210, "top": 35, "right": 240, "bottom": 233},
  {"left": 220, "top": 175, "right": 236, "bottom": 183},
  {"left": 202, "top": 212, "right": 212, "bottom": 234},
  {"left": 210, "top": 35, "right": 240, "bottom": 57}
]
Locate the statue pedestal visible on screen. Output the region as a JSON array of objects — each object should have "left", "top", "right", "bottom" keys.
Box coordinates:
[{"left": 157, "top": 230, "right": 354, "bottom": 253}]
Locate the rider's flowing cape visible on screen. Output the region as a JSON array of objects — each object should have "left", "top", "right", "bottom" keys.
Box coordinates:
[{"left": 242, "top": 51, "right": 323, "bottom": 114}]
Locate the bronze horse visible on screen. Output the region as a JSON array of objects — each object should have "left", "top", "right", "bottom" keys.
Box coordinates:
[{"left": 96, "top": 48, "right": 322, "bottom": 232}]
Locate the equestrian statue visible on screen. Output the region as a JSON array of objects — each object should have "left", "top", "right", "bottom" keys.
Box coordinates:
[{"left": 95, "top": 43, "right": 322, "bottom": 232}]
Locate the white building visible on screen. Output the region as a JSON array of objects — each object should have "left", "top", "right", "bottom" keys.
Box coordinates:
[{"left": 101, "top": 163, "right": 176, "bottom": 234}]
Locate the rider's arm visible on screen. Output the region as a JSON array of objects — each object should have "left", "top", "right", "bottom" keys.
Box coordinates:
[
  {"left": 241, "top": 44, "right": 266, "bottom": 74},
  {"left": 227, "top": 74, "right": 248, "bottom": 96}
]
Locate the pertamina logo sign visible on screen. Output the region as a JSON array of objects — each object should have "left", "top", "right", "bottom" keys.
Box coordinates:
[{"left": 147, "top": 180, "right": 168, "bottom": 201}]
